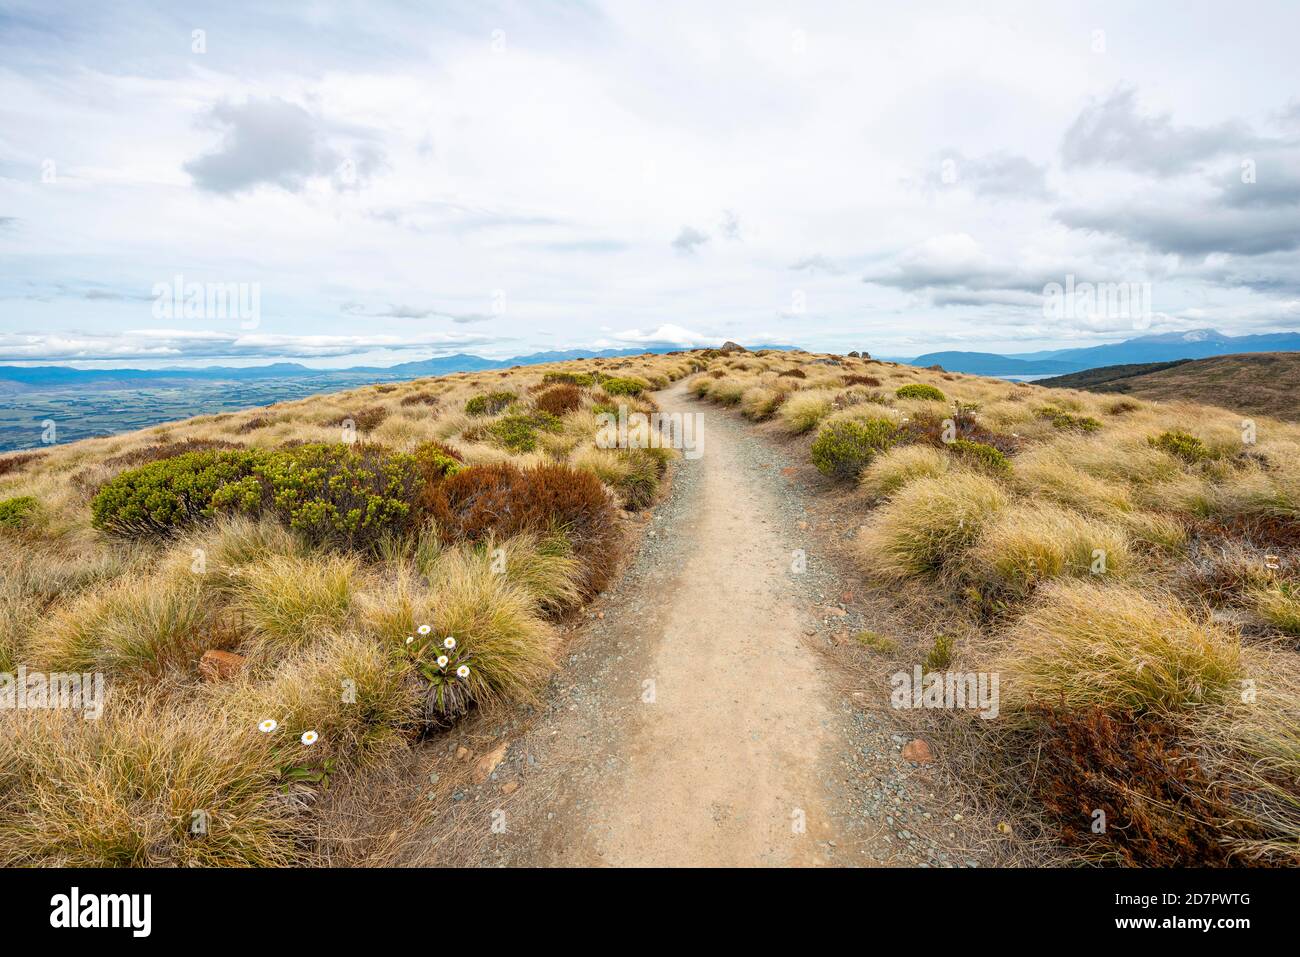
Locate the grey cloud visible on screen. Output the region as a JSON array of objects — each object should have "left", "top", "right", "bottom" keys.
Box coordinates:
[
  {"left": 719, "top": 209, "right": 742, "bottom": 240},
  {"left": 184, "top": 97, "right": 384, "bottom": 194},
  {"left": 1056, "top": 200, "right": 1300, "bottom": 257},
  {"left": 671, "top": 226, "right": 709, "bottom": 254},
  {"left": 1061, "top": 87, "right": 1252, "bottom": 175},
  {"left": 928, "top": 150, "right": 1053, "bottom": 200},
  {"left": 342, "top": 302, "right": 495, "bottom": 323}
]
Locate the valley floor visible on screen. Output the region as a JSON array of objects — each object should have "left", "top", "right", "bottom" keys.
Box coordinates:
[{"left": 401, "top": 380, "right": 1005, "bottom": 867}]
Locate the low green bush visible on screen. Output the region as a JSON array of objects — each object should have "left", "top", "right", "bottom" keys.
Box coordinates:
[
  {"left": 0, "top": 496, "right": 39, "bottom": 530},
  {"left": 949, "top": 439, "right": 1011, "bottom": 474},
  {"left": 92, "top": 443, "right": 463, "bottom": 549},
  {"left": 1037, "top": 406, "right": 1101, "bottom": 433},
  {"left": 895, "top": 383, "right": 946, "bottom": 402},
  {"left": 486, "top": 412, "right": 562, "bottom": 453},
  {"left": 1150, "top": 429, "right": 1213, "bottom": 464},
  {"left": 601, "top": 376, "right": 646, "bottom": 397},
  {"left": 811, "top": 417, "right": 899, "bottom": 480},
  {"left": 465, "top": 391, "right": 516, "bottom": 417}
]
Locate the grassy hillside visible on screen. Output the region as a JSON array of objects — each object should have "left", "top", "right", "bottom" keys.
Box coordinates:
[
  {"left": 4, "top": 346, "right": 1298, "bottom": 867},
  {"left": 1041, "top": 352, "right": 1300, "bottom": 422},
  {"left": 0, "top": 352, "right": 698, "bottom": 865},
  {"left": 691, "top": 350, "right": 1300, "bottom": 865}
]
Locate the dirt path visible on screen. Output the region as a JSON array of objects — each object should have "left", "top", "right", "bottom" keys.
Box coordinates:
[{"left": 402, "top": 379, "right": 997, "bottom": 868}]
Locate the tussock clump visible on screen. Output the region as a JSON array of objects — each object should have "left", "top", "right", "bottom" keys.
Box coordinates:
[
  {"left": 1252, "top": 583, "right": 1300, "bottom": 636},
  {"left": 0, "top": 698, "right": 303, "bottom": 866},
  {"left": 996, "top": 580, "right": 1243, "bottom": 715},
  {"left": 858, "top": 444, "right": 949, "bottom": 498},
  {"left": 740, "top": 385, "right": 786, "bottom": 420},
  {"left": 777, "top": 389, "right": 835, "bottom": 433},
  {"left": 970, "top": 504, "right": 1131, "bottom": 599},
  {"left": 399, "top": 391, "right": 440, "bottom": 408},
  {"left": 231, "top": 554, "right": 356, "bottom": 663},
  {"left": 0, "top": 451, "right": 44, "bottom": 477},
  {"left": 857, "top": 472, "right": 1008, "bottom": 578}
]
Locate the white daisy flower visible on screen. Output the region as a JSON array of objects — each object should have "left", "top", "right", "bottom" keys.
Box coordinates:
[
  {"left": 418, "top": 624, "right": 432, "bottom": 635},
  {"left": 443, "top": 636, "right": 456, "bottom": 650},
  {"left": 456, "top": 664, "right": 471, "bottom": 679},
  {"left": 437, "top": 655, "right": 449, "bottom": 668},
  {"left": 301, "top": 730, "right": 319, "bottom": 746},
  {"left": 258, "top": 719, "right": 278, "bottom": 733}
]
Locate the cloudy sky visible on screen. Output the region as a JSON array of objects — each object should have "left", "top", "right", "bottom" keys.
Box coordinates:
[{"left": 2, "top": 0, "right": 1298, "bottom": 368}]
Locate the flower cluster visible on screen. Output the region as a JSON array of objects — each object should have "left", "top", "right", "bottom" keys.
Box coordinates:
[{"left": 405, "top": 623, "right": 474, "bottom": 722}]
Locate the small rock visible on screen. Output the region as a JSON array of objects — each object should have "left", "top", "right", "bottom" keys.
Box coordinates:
[
  {"left": 901, "top": 739, "right": 934, "bottom": 764},
  {"left": 500, "top": 781, "right": 519, "bottom": 795},
  {"left": 455, "top": 746, "right": 470, "bottom": 761}
]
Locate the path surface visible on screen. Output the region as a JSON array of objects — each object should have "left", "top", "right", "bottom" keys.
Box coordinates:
[{"left": 405, "top": 379, "right": 995, "bottom": 868}]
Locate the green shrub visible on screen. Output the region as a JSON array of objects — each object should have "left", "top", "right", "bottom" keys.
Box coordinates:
[
  {"left": 810, "top": 417, "right": 899, "bottom": 480},
  {"left": 486, "top": 412, "right": 562, "bottom": 453},
  {"left": 923, "top": 633, "right": 954, "bottom": 671},
  {"left": 465, "top": 391, "right": 516, "bottom": 417},
  {"left": 90, "top": 449, "right": 270, "bottom": 535},
  {"left": 602, "top": 376, "right": 646, "bottom": 397},
  {"left": 949, "top": 439, "right": 1011, "bottom": 474},
  {"left": 0, "top": 496, "right": 39, "bottom": 530},
  {"left": 1038, "top": 407, "right": 1102, "bottom": 433},
  {"left": 1150, "top": 429, "right": 1213, "bottom": 463},
  {"left": 895, "top": 383, "right": 946, "bottom": 402},
  {"left": 92, "top": 443, "right": 464, "bottom": 549}
]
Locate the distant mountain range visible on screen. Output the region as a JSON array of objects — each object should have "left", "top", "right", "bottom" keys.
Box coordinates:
[
  {"left": 0, "top": 346, "right": 793, "bottom": 393},
  {"left": 899, "top": 329, "right": 1300, "bottom": 376}
]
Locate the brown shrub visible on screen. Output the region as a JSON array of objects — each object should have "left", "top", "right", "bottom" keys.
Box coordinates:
[
  {"left": 103, "top": 438, "right": 244, "bottom": 470},
  {"left": 1028, "top": 706, "right": 1265, "bottom": 866},
  {"left": 425, "top": 463, "right": 620, "bottom": 595},
  {"left": 236, "top": 415, "right": 275, "bottom": 433},
  {"left": 399, "top": 391, "right": 440, "bottom": 408},
  {"left": 901, "top": 409, "right": 1021, "bottom": 455},
  {"left": 842, "top": 374, "right": 881, "bottom": 387},
  {"left": 1197, "top": 515, "right": 1300, "bottom": 550},
  {"left": 777, "top": 368, "right": 806, "bottom": 379},
  {"left": 339, "top": 405, "right": 388, "bottom": 432},
  {"left": 708, "top": 370, "right": 726, "bottom": 379},
  {"left": 534, "top": 384, "right": 582, "bottom": 416},
  {"left": 0, "top": 452, "right": 44, "bottom": 477}
]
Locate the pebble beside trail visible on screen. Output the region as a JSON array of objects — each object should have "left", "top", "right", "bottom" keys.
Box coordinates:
[{"left": 407, "top": 379, "right": 995, "bottom": 868}]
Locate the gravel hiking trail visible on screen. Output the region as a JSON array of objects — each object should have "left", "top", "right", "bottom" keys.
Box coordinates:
[{"left": 405, "top": 379, "right": 994, "bottom": 868}]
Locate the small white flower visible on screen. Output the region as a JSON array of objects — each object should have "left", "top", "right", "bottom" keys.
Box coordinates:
[
  {"left": 418, "top": 624, "right": 432, "bottom": 635},
  {"left": 437, "top": 655, "right": 449, "bottom": 668},
  {"left": 456, "top": 664, "right": 471, "bottom": 679},
  {"left": 405, "top": 635, "right": 415, "bottom": 645},
  {"left": 258, "top": 719, "right": 278, "bottom": 733},
  {"left": 301, "top": 730, "right": 319, "bottom": 746},
  {"left": 443, "top": 636, "right": 456, "bottom": 650}
]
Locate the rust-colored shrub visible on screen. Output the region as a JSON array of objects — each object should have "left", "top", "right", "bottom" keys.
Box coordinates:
[
  {"left": 399, "top": 391, "right": 440, "bottom": 408},
  {"left": 103, "top": 439, "right": 244, "bottom": 470},
  {"left": 426, "top": 463, "right": 620, "bottom": 595},
  {"left": 339, "top": 405, "right": 388, "bottom": 432},
  {"left": 842, "top": 374, "right": 881, "bottom": 387},
  {"left": 236, "top": 415, "right": 275, "bottom": 434},
  {"left": 534, "top": 384, "right": 582, "bottom": 416},
  {"left": 0, "top": 452, "right": 44, "bottom": 477},
  {"left": 777, "top": 368, "right": 806, "bottom": 379},
  {"left": 1028, "top": 706, "right": 1265, "bottom": 866}
]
